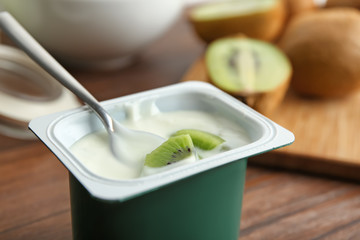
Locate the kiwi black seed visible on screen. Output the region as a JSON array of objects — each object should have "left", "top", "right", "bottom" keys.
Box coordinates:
[{"left": 144, "top": 134, "right": 195, "bottom": 168}]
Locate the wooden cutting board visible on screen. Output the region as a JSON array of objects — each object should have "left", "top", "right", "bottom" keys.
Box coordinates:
[{"left": 182, "top": 57, "right": 360, "bottom": 180}]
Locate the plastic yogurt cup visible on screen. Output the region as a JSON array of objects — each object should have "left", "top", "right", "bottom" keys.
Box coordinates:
[{"left": 29, "top": 81, "right": 294, "bottom": 240}]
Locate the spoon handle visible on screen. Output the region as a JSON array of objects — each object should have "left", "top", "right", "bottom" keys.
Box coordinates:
[{"left": 0, "top": 11, "right": 114, "bottom": 130}]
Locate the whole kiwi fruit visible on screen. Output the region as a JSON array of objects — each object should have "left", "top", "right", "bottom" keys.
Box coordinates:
[
  {"left": 284, "top": 0, "right": 316, "bottom": 18},
  {"left": 279, "top": 8, "right": 360, "bottom": 98},
  {"left": 325, "top": 0, "right": 360, "bottom": 9}
]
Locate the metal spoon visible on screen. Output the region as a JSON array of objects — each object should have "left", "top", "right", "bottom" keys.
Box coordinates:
[{"left": 0, "top": 11, "right": 164, "bottom": 166}]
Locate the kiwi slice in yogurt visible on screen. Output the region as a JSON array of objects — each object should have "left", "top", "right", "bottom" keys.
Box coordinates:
[
  {"left": 173, "top": 129, "right": 225, "bottom": 150},
  {"left": 144, "top": 134, "right": 196, "bottom": 168},
  {"left": 142, "top": 130, "right": 226, "bottom": 176}
]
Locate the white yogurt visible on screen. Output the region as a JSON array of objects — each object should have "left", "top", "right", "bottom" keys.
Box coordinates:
[{"left": 70, "top": 110, "right": 251, "bottom": 180}]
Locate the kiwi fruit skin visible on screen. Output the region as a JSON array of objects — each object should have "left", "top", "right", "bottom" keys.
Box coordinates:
[
  {"left": 144, "top": 134, "right": 195, "bottom": 168},
  {"left": 205, "top": 36, "right": 292, "bottom": 116},
  {"left": 189, "top": 0, "right": 287, "bottom": 43},
  {"left": 279, "top": 8, "right": 360, "bottom": 98},
  {"left": 284, "top": 0, "right": 316, "bottom": 18},
  {"left": 325, "top": 0, "right": 360, "bottom": 9},
  {"left": 172, "top": 129, "right": 225, "bottom": 150}
]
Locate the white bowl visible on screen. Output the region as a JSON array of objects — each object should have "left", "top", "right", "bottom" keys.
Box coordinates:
[{"left": 0, "top": 0, "right": 183, "bottom": 69}]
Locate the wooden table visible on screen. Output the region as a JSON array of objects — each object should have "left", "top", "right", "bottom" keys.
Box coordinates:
[{"left": 1, "top": 16, "right": 360, "bottom": 240}]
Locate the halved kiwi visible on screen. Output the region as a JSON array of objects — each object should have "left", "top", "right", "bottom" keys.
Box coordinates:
[
  {"left": 205, "top": 36, "right": 292, "bottom": 115},
  {"left": 144, "top": 134, "right": 195, "bottom": 168},
  {"left": 172, "top": 129, "right": 225, "bottom": 150},
  {"left": 188, "top": 0, "right": 286, "bottom": 43}
]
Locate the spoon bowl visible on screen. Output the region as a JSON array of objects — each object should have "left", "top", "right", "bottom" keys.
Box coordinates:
[{"left": 0, "top": 11, "right": 164, "bottom": 165}]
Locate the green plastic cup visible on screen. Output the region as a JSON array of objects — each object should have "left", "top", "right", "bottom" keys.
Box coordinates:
[{"left": 29, "top": 82, "right": 294, "bottom": 240}]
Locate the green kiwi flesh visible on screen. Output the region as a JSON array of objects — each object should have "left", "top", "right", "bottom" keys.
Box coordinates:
[
  {"left": 144, "top": 134, "right": 195, "bottom": 168},
  {"left": 173, "top": 129, "right": 225, "bottom": 150},
  {"left": 206, "top": 37, "right": 291, "bottom": 94}
]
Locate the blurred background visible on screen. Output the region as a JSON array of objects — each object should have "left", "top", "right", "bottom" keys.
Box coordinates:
[
  {"left": 0, "top": 0, "right": 359, "bottom": 180},
  {"left": 1, "top": 1, "right": 360, "bottom": 239}
]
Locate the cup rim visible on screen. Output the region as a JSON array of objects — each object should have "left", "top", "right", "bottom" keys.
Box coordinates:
[{"left": 29, "top": 81, "right": 294, "bottom": 201}]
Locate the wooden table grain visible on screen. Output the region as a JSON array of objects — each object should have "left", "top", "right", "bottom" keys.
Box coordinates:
[{"left": 1, "top": 16, "right": 360, "bottom": 240}]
